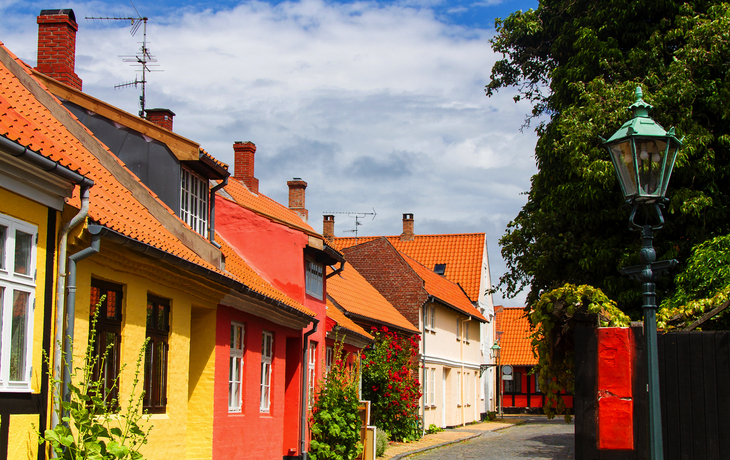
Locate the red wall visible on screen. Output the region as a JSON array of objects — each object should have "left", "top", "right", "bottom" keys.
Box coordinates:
[
  {"left": 500, "top": 366, "right": 573, "bottom": 409},
  {"left": 214, "top": 198, "right": 329, "bottom": 458}
]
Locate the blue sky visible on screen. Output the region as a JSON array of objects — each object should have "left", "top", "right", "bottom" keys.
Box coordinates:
[{"left": 1, "top": 0, "right": 540, "bottom": 308}]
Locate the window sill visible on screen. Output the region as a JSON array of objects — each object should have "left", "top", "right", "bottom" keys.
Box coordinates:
[{"left": 0, "top": 387, "right": 33, "bottom": 393}]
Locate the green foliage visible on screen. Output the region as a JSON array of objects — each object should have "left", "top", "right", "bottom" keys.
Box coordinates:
[
  {"left": 425, "top": 424, "right": 443, "bottom": 434},
  {"left": 530, "top": 284, "right": 629, "bottom": 421},
  {"left": 375, "top": 427, "right": 388, "bottom": 458},
  {"left": 487, "top": 0, "right": 730, "bottom": 319},
  {"left": 309, "top": 339, "right": 363, "bottom": 460},
  {"left": 39, "top": 297, "right": 152, "bottom": 459},
  {"left": 658, "top": 235, "right": 730, "bottom": 329},
  {"left": 361, "top": 327, "right": 422, "bottom": 442}
]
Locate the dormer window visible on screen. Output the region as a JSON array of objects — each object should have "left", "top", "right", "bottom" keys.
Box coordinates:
[
  {"left": 434, "top": 264, "right": 446, "bottom": 275},
  {"left": 305, "top": 258, "right": 324, "bottom": 299},
  {"left": 180, "top": 167, "right": 208, "bottom": 238}
]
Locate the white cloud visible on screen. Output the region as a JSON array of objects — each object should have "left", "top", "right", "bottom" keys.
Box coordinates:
[{"left": 1, "top": 0, "right": 536, "bottom": 307}]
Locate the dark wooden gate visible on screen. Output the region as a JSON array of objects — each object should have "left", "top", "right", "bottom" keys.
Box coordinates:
[{"left": 574, "top": 324, "right": 730, "bottom": 460}]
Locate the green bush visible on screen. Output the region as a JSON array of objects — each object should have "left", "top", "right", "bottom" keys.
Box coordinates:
[
  {"left": 425, "top": 424, "right": 443, "bottom": 434},
  {"left": 38, "top": 296, "right": 152, "bottom": 459},
  {"left": 361, "top": 326, "right": 422, "bottom": 442},
  {"left": 309, "top": 339, "right": 363, "bottom": 460},
  {"left": 375, "top": 427, "right": 389, "bottom": 457}
]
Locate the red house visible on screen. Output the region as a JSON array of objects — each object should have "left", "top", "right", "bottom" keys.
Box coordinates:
[
  {"left": 214, "top": 142, "right": 345, "bottom": 459},
  {"left": 494, "top": 307, "right": 573, "bottom": 413}
]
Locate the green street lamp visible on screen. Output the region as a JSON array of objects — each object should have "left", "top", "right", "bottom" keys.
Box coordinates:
[
  {"left": 602, "top": 87, "right": 682, "bottom": 460},
  {"left": 490, "top": 341, "right": 502, "bottom": 418}
]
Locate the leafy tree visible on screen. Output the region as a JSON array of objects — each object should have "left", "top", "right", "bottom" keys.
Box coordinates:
[{"left": 487, "top": 1, "right": 730, "bottom": 317}]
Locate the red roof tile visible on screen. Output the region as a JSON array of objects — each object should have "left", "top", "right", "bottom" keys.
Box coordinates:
[
  {"left": 332, "top": 233, "right": 486, "bottom": 302},
  {"left": 326, "top": 301, "right": 372, "bottom": 340},
  {"left": 400, "top": 253, "right": 487, "bottom": 322},
  {"left": 495, "top": 307, "right": 537, "bottom": 366},
  {"left": 326, "top": 263, "right": 418, "bottom": 333}
]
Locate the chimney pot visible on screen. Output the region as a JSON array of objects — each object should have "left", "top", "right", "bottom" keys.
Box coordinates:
[
  {"left": 36, "top": 9, "right": 82, "bottom": 90},
  {"left": 287, "top": 179, "right": 308, "bottom": 223},
  {"left": 233, "top": 141, "right": 259, "bottom": 194},
  {"left": 401, "top": 213, "right": 415, "bottom": 241},
  {"left": 323, "top": 215, "right": 335, "bottom": 240}
]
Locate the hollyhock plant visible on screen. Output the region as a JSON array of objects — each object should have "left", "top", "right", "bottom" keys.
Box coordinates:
[{"left": 361, "top": 327, "right": 422, "bottom": 441}]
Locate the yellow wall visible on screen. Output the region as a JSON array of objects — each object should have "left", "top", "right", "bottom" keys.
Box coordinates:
[
  {"left": 7, "top": 414, "right": 40, "bottom": 460},
  {"left": 71, "top": 240, "right": 223, "bottom": 459},
  {"left": 186, "top": 307, "right": 217, "bottom": 460}
]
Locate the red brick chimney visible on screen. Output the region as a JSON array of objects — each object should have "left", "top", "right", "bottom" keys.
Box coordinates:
[
  {"left": 233, "top": 141, "right": 259, "bottom": 194},
  {"left": 36, "top": 9, "right": 82, "bottom": 90},
  {"left": 323, "top": 215, "right": 335, "bottom": 240},
  {"left": 287, "top": 178, "right": 308, "bottom": 223},
  {"left": 401, "top": 213, "right": 415, "bottom": 241},
  {"left": 145, "top": 108, "right": 175, "bottom": 131}
]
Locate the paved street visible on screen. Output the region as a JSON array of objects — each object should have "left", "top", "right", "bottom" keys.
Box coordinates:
[{"left": 409, "top": 417, "right": 574, "bottom": 460}]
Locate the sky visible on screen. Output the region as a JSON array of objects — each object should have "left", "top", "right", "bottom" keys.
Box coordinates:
[{"left": 1, "top": 0, "right": 539, "bottom": 308}]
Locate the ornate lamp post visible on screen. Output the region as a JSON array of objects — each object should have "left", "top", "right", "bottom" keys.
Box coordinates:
[
  {"left": 602, "top": 87, "right": 682, "bottom": 460},
  {"left": 490, "top": 341, "right": 502, "bottom": 418}
]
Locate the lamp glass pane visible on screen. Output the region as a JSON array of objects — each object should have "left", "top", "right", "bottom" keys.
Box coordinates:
[
  {"left": 609, "top": 141, "right": 638, "bottom": 198},
  {"left": 659, "top": 140, "right": 680, "bottom": 197}
]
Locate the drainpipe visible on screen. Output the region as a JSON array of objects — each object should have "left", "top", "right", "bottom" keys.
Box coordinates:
[
  {"left": 62, "top": 224, "right": 102, "bottom": 403},
  {"left": 52, "top": 185, "right": 91, "bottom": 431},
  {"left": 300, "top": 320, "right": 319, "bottom": 460},
  {"left": 209, "top": 177, "right": 228, "bottom": 248}
]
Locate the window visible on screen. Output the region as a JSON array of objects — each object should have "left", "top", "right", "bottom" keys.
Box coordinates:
[
  {"left": 144, "top": 295, "right": 170, "bottom": 413},
  {"left": 325, "top": 345, "right": 333, "bottom": 374},
  {"left": 260, "top": 331, "right": 273, "bottom": 412},
  {"left": 89, "top": 279, "right": 123, "bottom": 404},
  {"left": 305, "top": 259, "right": 323, "bottom": 299},
  {"left": 0, "top": 215, "right": 37, "bottom": 390},
  {"left": 423, "top": 367, "right": 428, "bottom": 406},
  {"left": 465, "top": 321, "right": 469, "bottom": 343},
  {"left": 456, "top": 318, "right": 461, "bottom": 340},
  {"left": 229, "top": 322, "right": 245, "bottom": 412},
  {"left": 308, "top": 342, "right": 317, "bottom": 407},
  {"left": 457, "top": 371, "right": 462, "bottom": 406},
  {"left": 433, "top": 264, "right": 446, "bottom": 275},
  {"left": 429, "top": 368, "right": 435, "bottom": 406},
  {"left": 466, "top": 372, "right": 470, "bottom": 406},
  {"left": 534, "top": 373, "right": 541, "bottom": 393},
  {"left": 504, "top": 371, "right": 522, "bottom": 394},
  {"left": 180, "top": 167, "right": 209, "bottom": 238},
  {"left": 424, "top": 304, "right": 436, "bottom": 331}
]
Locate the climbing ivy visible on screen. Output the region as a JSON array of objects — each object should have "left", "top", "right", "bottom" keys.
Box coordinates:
[{"left": 529, "top": 284, "right": 630, "bottom": 421}]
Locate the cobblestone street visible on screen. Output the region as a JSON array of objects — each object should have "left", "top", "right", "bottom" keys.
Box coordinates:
[{"left": 406, "top": 417, "right": 574, "bottom": 460}]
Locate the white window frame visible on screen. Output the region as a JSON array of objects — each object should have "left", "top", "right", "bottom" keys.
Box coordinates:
[
  {"left": 305, "top": 258, "right": 323, "bottom": 299},
  {"left": 465, "top": 321, "right": 469, "bottom": 343},
  {"left": 0, "top": 214, "right": 37, "bottom": 391},
  {"left": 424, "top": 304, "right": 436, "bottom": 332},
  {"left": 308, "top": 342, "right": 317, "bottom": 408},
  {"left": 457, "top": 371, "right": 462, "bottom": 406},
  {"left": 456, "top": 318, "right": 461, "bottom": 341},
  {"left": 180, "top": 166, "right": 209, "bottom": 238},
  {"left": 260, "top": 330, "right": 273, "bottom": 412},
  {"left": 429, "top": 368, "right": 436, "bottom": 407},
  {"left": 423, "top": 367, "right": 428, "bottom": 406},
  {"left": 325, "top": 345, "right": 333, "bottom": 374},
  {"left": 466, "top": 372, "right": 471, "bottom": 407},
  {"left": 229, "top": 322, "right": 245, "bottom": 412}
]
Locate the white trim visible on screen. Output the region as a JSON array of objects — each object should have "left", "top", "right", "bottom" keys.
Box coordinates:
[
  {"left": 0, "top": 214, "right": 37, "bottom": 391},
  {"left": 422, "top": 355, "right": 480, "bottom": 370},
  {"left": 228, "top": 322, "right": 244, "bottom": 412},
  {"left": 260, "top": 330, "right": 273, "bottom": 412}
]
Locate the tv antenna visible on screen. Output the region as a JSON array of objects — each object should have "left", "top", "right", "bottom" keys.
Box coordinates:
[
  {"left": 86, "top": 2, "right": 161, "bottom": 117},
  {"left": 323, "top": 209, "right": 376, "bottom": 243}
]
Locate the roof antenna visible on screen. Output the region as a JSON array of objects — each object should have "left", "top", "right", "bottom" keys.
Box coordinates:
[
  {"left": 86, "top": 1, "right": 162, "bottom": 118},
  {"left": 322, "top": 209, "right": 376, "bottom": 244}
]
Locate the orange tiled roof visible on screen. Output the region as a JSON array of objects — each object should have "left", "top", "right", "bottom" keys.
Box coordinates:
[
  {"left": 221, "top": 178, "right": 318, "bottom": 236},
  {"left": 200, "top": 148, "right": 229, "bottom": 170},
  {"left": 400, "top": 253, "right": 487, "bottom": 322},
  {"left": 0, "top": 44, "right": 225, "bottom": 271},
  {"left": 217, "top": 235, "right": 315, "bottom": 317},
  {"left": 332, "top": 233, "right": 486, "bottom": 302},
  {"left": 326, "top": 263, "right": 418, "bottom": 333},
  {"left": 326, "top": 301, "right": 372, "bottom": 340},
  {"left": 496, "top": 307, "right": 537, "bottom": 366}
]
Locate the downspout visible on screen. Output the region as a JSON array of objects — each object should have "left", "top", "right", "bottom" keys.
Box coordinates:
[
  {"left": 209, "top": 177, "right": 228, "bottom": 248},
  {"left": 300, "top": 320, "right": 319, "bottom": 460},
  {"left": 62, "top": 224, "right": 103, "bottom": 402},
  {"left": 52, "top": 185, "right": 92, "bottom": 431}
]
